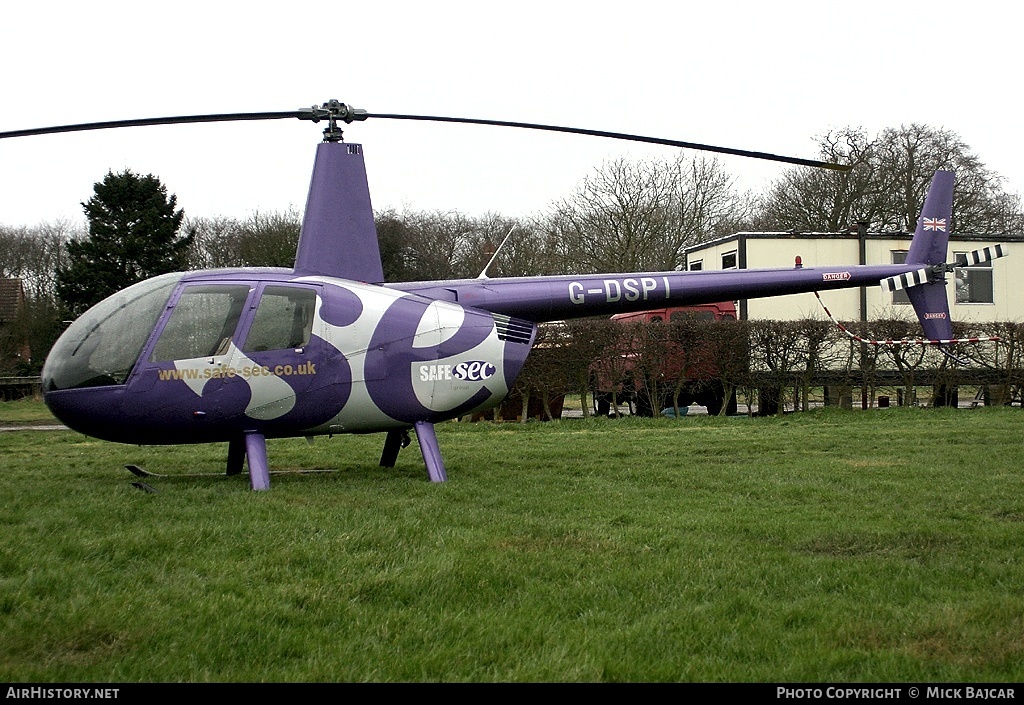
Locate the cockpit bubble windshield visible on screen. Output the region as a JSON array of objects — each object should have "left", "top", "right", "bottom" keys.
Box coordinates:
[{"left": 42, "top": 273, "right": 183, "bottom": 391}]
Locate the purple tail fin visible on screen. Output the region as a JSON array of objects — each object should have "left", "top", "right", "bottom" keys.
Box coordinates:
[
  {"left": 905, "top": 170, "right": 954, "bottom": 341},
  {"left": 294, "top": 142, "right": 385, "bottom": 283}
]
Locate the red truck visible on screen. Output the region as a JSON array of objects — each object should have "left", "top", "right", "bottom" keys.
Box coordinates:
[{"left": 590, "top": 301, "right": 740, "bottom": 417}]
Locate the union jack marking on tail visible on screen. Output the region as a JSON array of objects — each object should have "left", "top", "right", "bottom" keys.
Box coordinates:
[{"left": 923, "top": 217, "right": 946, "bottom": 232}]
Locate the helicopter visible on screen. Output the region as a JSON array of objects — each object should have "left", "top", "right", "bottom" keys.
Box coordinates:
[{"left": 0, "top": 100, "right": 990, "bottom": 490}]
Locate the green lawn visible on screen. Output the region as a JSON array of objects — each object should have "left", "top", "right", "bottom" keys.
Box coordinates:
[
  {"left": 0, "top": 396, "right": 56, "bottom": 425},
  {"left": 1, "top": 400, "right": 1022, "bottom": 682}
]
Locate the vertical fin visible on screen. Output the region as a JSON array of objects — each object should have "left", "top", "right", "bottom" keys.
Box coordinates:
[
  {"left": 294, "top": 142, "right": 385, "bottom": 283},
  {"left": 906, "top": 170, "right": 954, "bottom": 341},
  {"left": 906, "top": 170, "right": 954, "bottom": 266}
]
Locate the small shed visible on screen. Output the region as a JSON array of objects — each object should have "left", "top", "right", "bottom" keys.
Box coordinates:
[
  {"left": 683, "top": 231, "right": 1024, "bottom": 324},
  {"left": 0, "top": 279, "right": 31, "bottom": 372}
]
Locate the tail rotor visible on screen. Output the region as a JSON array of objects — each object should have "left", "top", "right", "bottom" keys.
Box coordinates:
[{"left": 820, "top": 170, "right": 1007, "bottom": 359}]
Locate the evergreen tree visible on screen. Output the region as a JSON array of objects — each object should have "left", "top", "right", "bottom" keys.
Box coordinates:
[{"left": 56, "top": 170, "right": 193, "bottom": 316}]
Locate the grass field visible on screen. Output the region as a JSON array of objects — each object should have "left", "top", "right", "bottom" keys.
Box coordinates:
[{"left": 1, "top": 398, "right": 1022, "bottom": 682}]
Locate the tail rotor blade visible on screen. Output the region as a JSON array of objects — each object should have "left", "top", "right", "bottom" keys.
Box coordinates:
[{"left": 955, "top": 244, "right": 1008, "bottom": 267}]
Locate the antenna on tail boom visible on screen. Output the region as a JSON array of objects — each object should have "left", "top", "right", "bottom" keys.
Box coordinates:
[{"left": 477, "top": 225, "right": 517, "bottom": 279}]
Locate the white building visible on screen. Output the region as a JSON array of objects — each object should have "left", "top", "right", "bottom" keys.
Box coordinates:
[{"left": 683, "top": 230, "right": 1024, "bottom": 323}]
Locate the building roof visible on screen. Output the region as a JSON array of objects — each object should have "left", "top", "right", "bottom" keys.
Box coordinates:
[
  {"left": 685, "top": 230, "right": 1024, "bottom": 255},
  {"left": 0, "top": 279, "right": 26, "bottom": 324}
]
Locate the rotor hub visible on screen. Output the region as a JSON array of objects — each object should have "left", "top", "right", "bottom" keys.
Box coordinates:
[{"left": 296, "top": 99, "right": 368, "bottom": 142}]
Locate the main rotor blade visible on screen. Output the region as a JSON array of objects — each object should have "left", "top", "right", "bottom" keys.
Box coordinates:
[
  {"left": 0, "top": 111, "right": 302, "bottom": 139},
  {"left": 0, "top": 103, "right": 851, "bottom": 171},
  {"left": 366, "top": 113, "right": 850, "bottom": 171}
]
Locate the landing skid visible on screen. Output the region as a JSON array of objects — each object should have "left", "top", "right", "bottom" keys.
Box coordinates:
[{"left": 125, "top": 464, "right": 335, "bottom": 479}]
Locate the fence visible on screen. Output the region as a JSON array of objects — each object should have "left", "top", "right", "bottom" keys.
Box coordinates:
[
  {"left": 506, "top": 318, "right": 1024, "bottom": 418},
  {"left": 0, "top": 377, "right": 42, "bottom": 401}
]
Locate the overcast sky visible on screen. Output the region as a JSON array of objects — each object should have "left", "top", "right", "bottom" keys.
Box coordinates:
[{"left": 1, "top": 0, "right": 1020, "bottom": 229}]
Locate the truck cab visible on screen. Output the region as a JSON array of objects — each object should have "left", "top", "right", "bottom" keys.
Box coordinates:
[
  {"left": 609, "top": 301, "right": 737, "bottom": 325},
  {"left": 592, "top": 301, "right": 740, "bottom": 417}
]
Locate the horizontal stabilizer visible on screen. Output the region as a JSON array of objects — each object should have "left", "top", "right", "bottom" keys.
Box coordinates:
[
  {"left": 955, "top": 244, "right": 1007, "bottom": 267},
  {"left": 880, "top": 267, "right": 930, "bottom": 292}
]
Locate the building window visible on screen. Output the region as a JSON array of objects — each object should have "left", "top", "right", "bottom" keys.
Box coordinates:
[
  {"left": 891, "top": 250, "right": 910, "bottom": 305},
  {"left": 954, "top": 251, "right": 994, "bottom": 304},
  {"left": 689, "top": 260, "right": 703, "bottom": 271},
  {"left": 721, "top": 251, "right": 737, "bottom": 269}
]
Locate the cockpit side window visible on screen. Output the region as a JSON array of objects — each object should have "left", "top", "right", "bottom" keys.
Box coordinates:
[
  {"left": 149, "top": 285, "right": 251, "bottom": 362},
  {"left": 242, "top": 286, "right": 317, "bottom": 353}
]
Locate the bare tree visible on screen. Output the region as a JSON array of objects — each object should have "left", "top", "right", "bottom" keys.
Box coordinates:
[
  {"left": 376, "top": 209, "right": 562, "bottom": 282},
  {"left": 753, "top": 128, "right": 881, "bottom": 232},
  {"left": 0, "top": 221, "right": 85, "bottom": 372},
  {"left": 674, "top": 155, "right": 754, "bottom": 241},
  {"left": 875, "top": 124, "right": 983, "bottom": 231},
  {"left": 186, "top": 215, "right": 246, "bottom": 269},
  {"left": 375, "top": 209, "right": 475, "bottom": 281},
  {"left": 186, "top": 209, "right": 301, "bottom": 270},
  {"left": 756, "top": 124, "right": 1024, "bottom": 234},
  {"left": 455, "top": 213, "right": 549, "bottom": 278},
  {"left": 1, "top": 220, "right": 81, "bottom": 300},
  {"left": 544, "top": 155, "right": 745, "bottom": 274}
]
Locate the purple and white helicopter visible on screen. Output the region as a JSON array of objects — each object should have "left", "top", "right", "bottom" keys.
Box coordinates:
[{"left": 4, "top": 101, "right": 977, "bottom": 489}]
